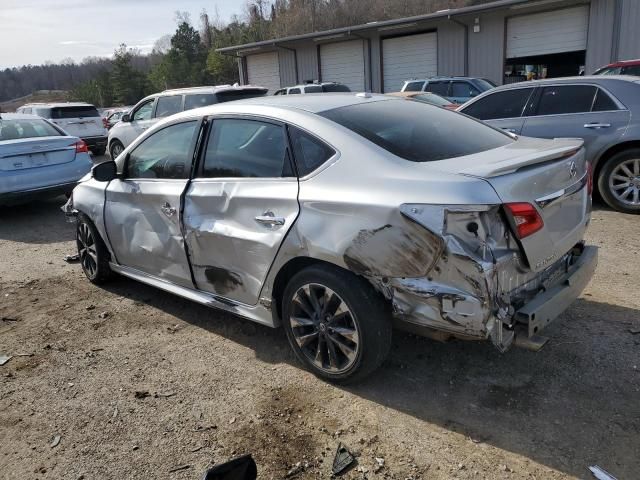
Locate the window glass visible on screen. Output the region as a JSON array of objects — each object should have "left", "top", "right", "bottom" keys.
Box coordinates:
[
  {"left": 592, "top": 88, "right": 619, "bottom": 111},
  {"left": 22, "top": 108, "right": 32, "bottom": 114},
  {"left": 0, "top": 119, "right": 62, "bottom": 140},
  {"left": 127, "top": 121, "right": 197, "bottom": 179},
  {"left": 34, "top": 108, "right": 51, "bottom": 117},
  {"left": 623, "top": 65, "right": 640, "bottom": 76},
  {"left": 288, "top": 88, "right": 301, "bottom": 94},
  {"left": 274, "top": 89, "right": 286, "bottom": 95},
  {"left": 132, "top": 100, "right": 154, "bottom": 121},
  {"left": 536, "top": 85, "right": 597, "bottom": 116},
  {"left": 289, "top": 126, "right": 335, "bottom": 176},
  {"left": 595, "top": 66, "right": 622, "bottom": 75},
  {"left": 51, "top": 106, "right": 100, "bottom": 118},
  {"left": 322, "top": 83, "right": 350, "bottom": 92},
  {"left": 425, "top": 81, "right": 449, "bottom": 96},
  {"left": 184, "top": 93, "right": 217, "bottom": 110},
  {"left": 155, "top": 95, "right": 183, "bottom": 118},
  {"left": 304, "top": 85, "right": 323, "bottom": 93},
  {"left": 216, "top": 89, "right": 267, "bottom": 103},
  {"left": 403, "top": 81, "right": 425, "bottom": 92},
  {"left": 451, "top": 81, "right": 480, "bottom": 98},
  {"left": 413, "top": 94, "right": 451, "bottom": 107},
  {"left": 202, "top": 119, "right": 289, "bottom": 178},
  {"left": 320, "top": 100, "right": 512, "bottom": 163},
  {"left": 461, "top": 88, "right": 533, "bottom": 120}
]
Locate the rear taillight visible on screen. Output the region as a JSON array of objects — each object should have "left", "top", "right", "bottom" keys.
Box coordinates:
[
  {"left": 505, "top": 202, "right": 544, "bottom": 239},
  {"left": 587, "top": 161, "right": 593, "bottom": 196},
  {"left": 73, "top": 140, "right": 89, "bottom": 154},
  {"left": 102, "top": 118, "right": 108, "bottom": 129}
]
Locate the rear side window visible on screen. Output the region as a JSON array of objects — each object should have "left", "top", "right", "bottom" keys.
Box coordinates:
[
  {"left": 127, "top": 121, "right": 197, "bottom": 179},
  {"left": 320, "top": 100, "right": 512, "bottom": 162},
  {"left": 536, "top": 85, "right": 596, "bottom": 115},
  {"left": 425, "top": 81, "right": 449, "bottom": 96},
  {"left": 288, "top": 126, "right": 335, "bottom": 176},
  {"left": 592, "top": 88, "right": 619, "bottom": 111},
  {"left": 304, "top": 86, "right": 323, "bottom": 93},
  {"left": 403, "top": 81, "right": 425, "bottom": 92},
  {"left": 215, "top": 89, "right": 267, "bottom": 103},
  {"left": 322, "top": 84, "right": 350, "bottom": 92},
  {"left": 34, "top": 108, "right": 51, "bottom": 117},
  {"left": 451, "top": 81, "right": 480, "bottom": 98},
  {"left": 202, "top": 119, "right": 291, "bottom": 178},
  {"left": 51, "top": 106, "right": 100, "bottom": 119},
  {"left": 184, "top": 93, "right": 217, "bottom": 110},
  {"left": 155, "top": 95, "right": 183, "bottom": 118},
  {"left": 462, "top": 88, "right": 534, "bottom": 120},
  {"left": 0, "top": 119, "right": 62, "bottom": 140}
]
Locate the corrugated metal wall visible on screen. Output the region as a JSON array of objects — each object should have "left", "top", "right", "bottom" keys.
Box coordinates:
[
  {"left": 438, "top": 22, "right": 466, "bottom": 76},
  {"left": 278, "top": 49, "right": 297, "bottom": 86},
  {"left": 467, "top": 13, "right": 505, "bottom": 85},
  {"left": 585, "top": 0, "right": 616, "bottom": 74},
  {"left": 617, "top": 0, "right": 640, "bottom": 60},
  {"left": 296, "top": 45, "right": 319, "bottom": 83}
]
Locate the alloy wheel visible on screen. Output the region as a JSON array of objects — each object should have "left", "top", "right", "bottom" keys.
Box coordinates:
[
  {"left": 609, "top": 158, "right": 640, "bottom": 206},
  {"left": 77, "top": 222, "right": 98, "bottom": 278},
  {"left": 289, "top": 283, "right": 360, "bottom": 374},
  {"left": 111, "top": 143, "right": 124, "bottom": 158}
]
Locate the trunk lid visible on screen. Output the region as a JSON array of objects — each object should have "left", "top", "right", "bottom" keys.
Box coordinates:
[
  {"left": 430, "top": 136, "right": 590, "bottom": 272},
  {"left": 0, "top": 137, "right": 78, "bottom": 172}
]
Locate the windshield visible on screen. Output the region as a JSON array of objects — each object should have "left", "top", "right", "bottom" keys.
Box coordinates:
[
  {"left": 216, "top": 89, "right": 268, "bottom": 102},
  {"left": 0, "top": 119, "right": 62, "bottom": 141},
  {"left": 412, "top": 93, "right": 451, "bottom": 107},
  {"left": 475, "top": 78, "right": 496, "bottom": 90},
  {"left": 322, "top": 84, "right": 350, "bottom": 92},
  {"left": 319, "top": 99, "right": 512, "bottom": 162},
  {"left": 593, "top": 66, "right": 622, "bottom": 75}
]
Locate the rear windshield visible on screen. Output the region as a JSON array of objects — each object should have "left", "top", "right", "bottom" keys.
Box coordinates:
[
  {"left": 0, "top": 119, "right": 62, "bottom": 141},
  {"left": 51, "top": 106, "right": 100, "bottom": 119},
  {"left": 322, "top": 84, "right": 350, "bottom": 92},
  {"left": 216, "top": 89, "right": 267, "bottom": 103},
  {"left": 413, "top": 93, "right": 451, "bottom": 107},
  {"left": 476, "top": 78, "right": 497, "bottom": 89},
  {"left": 319, "top": 100, "right": 512, "bottom": 162}
]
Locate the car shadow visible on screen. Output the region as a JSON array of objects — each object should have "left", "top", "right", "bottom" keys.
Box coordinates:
[
  {"left": 0, "top": 195, "right": 74, "bottom": 244},
  {"left": 101, "top": 276, "right": 639, "bottom": 478}
]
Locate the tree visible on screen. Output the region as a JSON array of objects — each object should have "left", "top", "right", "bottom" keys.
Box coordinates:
[{"left": 111, "top": 44, "right": 150, "bottom": 105}]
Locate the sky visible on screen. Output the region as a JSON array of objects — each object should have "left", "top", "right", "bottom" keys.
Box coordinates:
[{"left": 0, "top": 0, "right": 243, "bottom": 69}]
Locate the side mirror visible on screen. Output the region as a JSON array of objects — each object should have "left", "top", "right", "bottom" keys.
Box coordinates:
[
  {"left": 121, "top": 113, "right": 131, "bottom": 122},
  {"left": 92, "top": 161, "right": 118, "bottom": 182}
]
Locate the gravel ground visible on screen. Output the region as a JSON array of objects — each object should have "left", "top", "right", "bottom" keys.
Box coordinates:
[{"left": 0, "top": 193, "right": 639, "bottom": 480}]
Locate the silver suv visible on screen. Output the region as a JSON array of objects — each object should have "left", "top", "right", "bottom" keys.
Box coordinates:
[{"left": 107, "top": 85, "right": 267, "bottom": 158}]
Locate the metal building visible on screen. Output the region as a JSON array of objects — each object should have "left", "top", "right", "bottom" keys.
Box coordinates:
[{"left": 217, "top": 0, "right": 640, "bottom": 93}]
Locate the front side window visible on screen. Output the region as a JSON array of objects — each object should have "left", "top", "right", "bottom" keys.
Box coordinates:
[
  {"left": 184, "top": 93, "right": 217, "bottom": 110},
  {"left": 288, "top": 126, "right": 335, "bottom": 176},
  {"left": 451, "top": 81, "right": 480, "bottom": 98},
  {"left": 274, "top": 89, "right": 286, "bottom": 95},
  {"left": 403, "top": 81, "right": 425, "bottom": 92},
  {"left": 127, "top": 121, "right": 197, "bottom": 179},
  {"left": 132, "top": 100, "right": 154, "bottom": 121},
  {"left": 425, "top": 81, "right": 449, "bottom": 96},
  {"left": 155, "top": 95, "right": 183, "bottom": 118},
  {"left": 461, "top": 88, "right": 534, "bottom": 120},
  {"left": 0, "top": 119, "right": 62, "bottom": 140},
  {"left": 202, "top": 119, "right": 290, "bottom": 178},
  {"left": 535, "top": 85, "right": 597, "bottom": 116},
  {"left": 320, "top": 100, "right": 512, "bottom": 163}
]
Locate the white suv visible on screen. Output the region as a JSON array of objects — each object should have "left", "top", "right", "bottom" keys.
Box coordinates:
[
  {"left": 273, "top": 82, "right": 351, "bottom": 95},
  {"left": 16, "top": 103, "right": 108, "bottom": 155},
  {"left": 107, "top": 85, "right": 267, "bottom": 158}
]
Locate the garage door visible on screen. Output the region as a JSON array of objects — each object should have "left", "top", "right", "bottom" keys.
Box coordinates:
[
  {"left": 320, "top": 40, "right": 365, "bottom": 91},
  {"left": 246, "top": 52, "right": 281, "bottom": 94},
  {"left": 506, "top": 5, "right": 589, "bottom": 58},
  {"left": 382, "top": 32, "right": 437, "bottom": 93}
]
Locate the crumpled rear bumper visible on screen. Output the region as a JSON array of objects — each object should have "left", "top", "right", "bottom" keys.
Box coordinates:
[{"left": 514, "top": 245, "right": 598, "bottom": 337}]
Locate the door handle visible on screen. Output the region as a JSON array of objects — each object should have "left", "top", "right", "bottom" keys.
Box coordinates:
[
  {"left": 255, "top": 211, "right": 285, "bottom": 227},
  {"left": 161, "top": 202, "right": 177, "bottom": 217},
  {"left": 584, "top": 123, "right": 611, "bottom": 129}
]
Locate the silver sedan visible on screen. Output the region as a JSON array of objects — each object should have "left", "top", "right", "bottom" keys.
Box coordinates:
[{"left": 65, "top": 94, "right": 597, "bottom": 383}]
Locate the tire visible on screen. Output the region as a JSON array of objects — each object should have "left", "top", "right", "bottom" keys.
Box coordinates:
[
  {"left": 281, "top": 264, "right": 392, "bottom": 384},
  {"left": 109, "top": 140, "right": 124, "bottom": 159},
  {"left": 76, "top": 213, "right": 113, "bottom": 284},
  {"left": 91, "top": 147, "right": 106, "bottom": 156},
  {"left": 598, "top": 148, "right": 640, "bottom": 214}
]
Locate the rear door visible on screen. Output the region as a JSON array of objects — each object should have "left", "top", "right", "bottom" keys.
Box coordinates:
[
  {"left": 460, "top": 86, "right": 536, "bottom": 135},
  {"left": 183, "top": 117, "right": 299, "bottom": 305},
  {"left": 104, "top": 120, "right": 200, "bottom": 287},
  {"left": 520, "top": 84, "right": 630, "bottom": 162}
]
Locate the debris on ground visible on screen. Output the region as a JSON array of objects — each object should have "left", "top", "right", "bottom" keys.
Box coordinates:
[
  {"left": 1, "top": 316, "right": 20, "bottom": 322},
  {"left": 332, "top": 443, "right": 356, "bottom": 476},
  {"left": 63, "top": 254, "right": 80, "bottom": 263},
  {"left": 374, "top": 457, "right": 385, "bottom": 473},
  {"left": 154, "top": 392, "right": 176, "bottom": 398},
  {"left": 229, "top": 417, "right": 236, "bottom": 424},
  {"left": 629, "top": 327, "right": 640, "bottom": 335},
  {"left": 98, "top": 311, "right": 110, "bottom": 319},
  {"left": 589, "top": 465, "right": 618, "bottom": 480},
  {"left": 134, "top": 391, "right": 151, "bottom": 399},
  {"left": 168, "top": 464, "right": 191, "bottom": 473},
  {"left": 85, "top": 305, "right": 95, "bottom": 311},
  {"left": 50, "top": 435, "right": 61, "bottom": 448},
  {"left": 0, "top": 355, "right": 13, "bottom": 366},
  {"left": 285, "top": 461, "right": 308, "bottom": 477}
]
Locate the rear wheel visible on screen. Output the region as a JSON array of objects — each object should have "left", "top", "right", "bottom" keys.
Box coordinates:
[
  {"left": 281, "top": 264, "right": 392, "bottom": 384},
  {"left": 76, "top": 214, "right": 113, "bottom": 284},
  {"left": 598, "top": 149, "right": 640, "bottom": 214},
  {"left": 109, "top": 140, "right": 124, "bottom": 159}
]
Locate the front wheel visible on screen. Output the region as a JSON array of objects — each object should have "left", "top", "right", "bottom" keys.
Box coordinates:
[
  {"left": 281, "top": 264, "right": 392, "bottom": 384},
  {"left": 109, "top": 140, "right": 124, "bottom": 159},
  {"left": 76, "top": 214, "right": 113, "bottom": 284},
  {"left": 598, "top": 149, "right": 640, "bottom": 214}
]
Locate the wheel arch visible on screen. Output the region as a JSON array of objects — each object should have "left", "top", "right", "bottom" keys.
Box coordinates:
[{"left": 593, "top": 140, "right": 640, "bottom": 194}]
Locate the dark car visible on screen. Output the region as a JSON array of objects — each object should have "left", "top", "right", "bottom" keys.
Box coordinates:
[{"left": 458, "top": 76, "right": 640, "bottom": 214}]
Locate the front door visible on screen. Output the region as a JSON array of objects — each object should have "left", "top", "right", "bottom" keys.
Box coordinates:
[
  {"left": 122, "top": 98, "right": 157, "bottom": 147},
  {"left": 183, "top": 117, "right": 299, "bottom": 305},
  {"left": 104, "top": 120, "right": 200, "bottom": 288}
]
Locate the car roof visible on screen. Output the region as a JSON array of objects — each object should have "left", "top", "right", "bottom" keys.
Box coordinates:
[
  {"left": 0, "top": 113, "right": 47, "bottom": 120},
  {"left": 489, "top": 75, "right": 640, "bottom": 90},
  {"left": 404, "top": 77, "right": 484, "bottom": 82},
  {"left": 602, "top": 59, "right": 640, "bottom": 67},
  {"left": 19, "top": 102, "right": 96, "bottom": 108},
  {"left": 157, "top": 84, "right": 267, "bottom": 96},
  {"left": 284, "top": 82, "right": 344, "bottom": 89}
]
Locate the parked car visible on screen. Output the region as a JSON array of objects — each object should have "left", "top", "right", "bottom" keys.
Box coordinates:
[
  {"left": 400, "top": 77, "right": 495, "bottom": 103},
  {"left": 386, "top": 91, "right": 457, "bottom": 109},
  {"left": 458, "top": 76, "right": 640, "bottom": 214},
  {"left": 16, "top": 102, "right": 108, "bottom": 155},
  {"left": 593, "top": 59, "right": 640, "bottom": 76},
  {"left": 66, "top": 94, "right": 597, "bottom": 382},
  {"left": 0, "top": 113, "right": 92, "bottom": 205},
  {"left": 107, "top": 85, "right": 268, "bottom": 158},
  {"left": 103, "top": 108, "right": 130, "bottom": 130},
  {"left": 273, "top": 82, "right": 351, "bottom": 95}
]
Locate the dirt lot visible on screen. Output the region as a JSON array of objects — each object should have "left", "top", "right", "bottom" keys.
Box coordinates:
[{"left": 1, "top": 191, "right": 639, "bottom": 480}]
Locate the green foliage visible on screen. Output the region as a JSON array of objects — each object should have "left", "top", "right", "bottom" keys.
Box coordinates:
[
  {"left": 111, "top": 44, "right": 150, "bottom": 105},
  {"left": 69, "top": 71, "right": 113, "bottom": 107}
]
